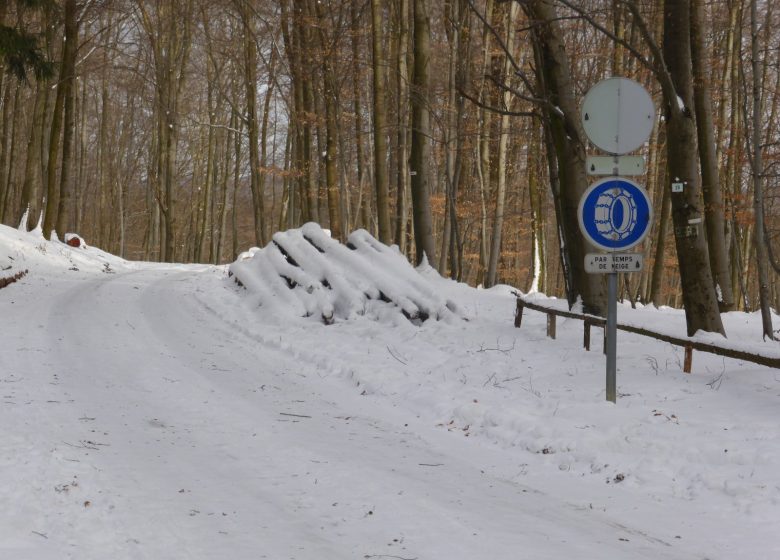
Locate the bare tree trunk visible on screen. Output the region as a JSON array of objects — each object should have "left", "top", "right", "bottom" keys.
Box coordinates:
[
  {"left": 231, "top": 109, "right": 242, "bottom": 259},
  {"left": 527, "top": 123, "right": 546, "bottom": 293},
  {"left": 724, "top": 22, "right": 748, "bottom": 309},
  {"left": 394, "top": 0, "right": 410, "bottom": 254},
  {"left": 43, "top": 31, "right": 68, "bottom": 238},
  {"left": 691, "top": 0, "right": 734, "bottom": 311},
  {"left": 1, "top": 82, "right": 20, "bottom": 224},
  {"left": 662, "top": 0, "right": 725, "bottom": 335},
  {"left": 371, "top": 0, "right": 391, "bottom": 243},
  {"left": 486, "top": 1, "right": 518, "bottom": 287},
  {"left": 280, "top": 0, "right": 301, "bottom": 225},
  {"left": 639, "top": 116, "right": 662, "bottom": 302},
  {"left": 475, "top": 0, "right": 493, "bottom": 285},
  {"left": 748, "top": 0, "right": 774, "bottom": 339},
  {"left": 290, "top": 0, "right": 318, "bottom": 224},
  {"left": 440, "top": 0, "right": 468, "bottom": 279},
  {"left": 409, "top": 0, "right": 436, "bottom": 265},
  {"left": 715, "top": 1, "right": 741, "bottom": 169},
  {"left": 214, "top": 110, "right": 236, "bottom": 264},
  {"left": 75, "top": 69, "right": 87, "bottom": 235},
  {"left": 439, "top": 0, "right": 456, "bottom": 273},
  {"left": 314, "top": 0, "right": 343, "bottom": 241},
  {"left": 55, "top": 0, "right": 78, "bottom": 237},
  {"left": 439, "top": 2, "right": 456, "bottom": 274},
  {"left": 0, "top": 71, "right": 10, "bottom": 222},
  {"left": 611, "top": 0, "right": 626, "bottom": 75},
  {"left": 351, "top": 1, "right": 369, "bottom": 232},
  {"left": 526, "top": 0, "right": 606, "bottom": 314},
  {"left": 259, "top": 42, "right": 276, "bottom": 236},
  {"left": 195, "top": 73, "right": 215, "bottom": 262},
  {"left": 650, "top": 173, "right": 672, "bottom": 307},
  {"left": 241, "top": 6, "right": 266, "bottom": 246}
]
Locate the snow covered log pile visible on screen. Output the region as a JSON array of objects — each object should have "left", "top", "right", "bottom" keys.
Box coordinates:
[{"left": 229, "top": 223, "right": 465, "bottom": 324}]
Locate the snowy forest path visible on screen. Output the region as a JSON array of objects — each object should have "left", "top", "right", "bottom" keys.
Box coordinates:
[{"left": 1, "top": 264, "right": 694, "bottom": 559}]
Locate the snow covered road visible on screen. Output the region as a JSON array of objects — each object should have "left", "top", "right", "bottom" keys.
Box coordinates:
[
  {"left": 0, "top": 265, "right": 683, "bottom": 559},
  {"left": 1, "top": 227, "right": 779, "bottom": 559}
]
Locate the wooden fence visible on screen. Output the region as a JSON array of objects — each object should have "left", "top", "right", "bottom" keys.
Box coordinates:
[{"left": 514, "top": 294, "right": 780, "bottom": 373}]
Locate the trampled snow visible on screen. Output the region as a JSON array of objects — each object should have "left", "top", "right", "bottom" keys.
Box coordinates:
[{"left": 1, "top": 223, "right": 778, "bottom": 559}]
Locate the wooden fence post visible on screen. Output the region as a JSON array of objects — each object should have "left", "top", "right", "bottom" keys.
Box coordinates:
[
  {"left": 683, "top": 344, "right": 693, "bottom": 373},
  {"left": 584, "top": 320, "right": 591, "bottom": 351},
  {"left": 546, "top": 313, "right": 556, "bottom": 339},
  {"left": 515, "top": 299, "right": 524, "bottom": 328}
]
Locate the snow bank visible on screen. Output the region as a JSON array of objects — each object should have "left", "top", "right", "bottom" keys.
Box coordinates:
[{"left": 0, "top": 223, "right": 128, "bottom": 277}]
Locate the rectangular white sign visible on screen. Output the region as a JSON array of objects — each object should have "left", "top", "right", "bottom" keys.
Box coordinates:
[
  {"left": 586, "top": 155, "right": 645, "bottom": 176},
  {"left": 585, "top": 253, "right": 644, "bottom": 273}
]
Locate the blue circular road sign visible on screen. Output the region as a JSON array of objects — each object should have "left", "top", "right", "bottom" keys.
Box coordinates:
[{"left": 577, "top": 177, "right": 652, "bottom": 251}]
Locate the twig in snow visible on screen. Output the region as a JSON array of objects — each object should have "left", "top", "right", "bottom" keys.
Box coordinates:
[
  {"left": 62, "top": 440, "right": 109, "bottom": 450},
  {"left": 364, "top": 555, "right": 418, "bottom": 560},
  {"left": 279, "top": 412, "right": 312, "bottom": 419},
  {"left": 644, "top": 355, "right": 660, "bottom": 375},
  {"left": 31, "top": 531, "right": 48, "bottom": 539},
  {"left": 706, "top": 362, "right": 726, "bottom": 390},
  {"left": 476, "top": 338, "right": 516, "bottom": 354},
  {"left": 418, "top": 463, "right": 443, "bottom": 467},
  {"left": 519, "top": 375, "right": 541, "bottom": 398},
  {"left": 386, "top": 345, "right": 407, "bottom": 366}
]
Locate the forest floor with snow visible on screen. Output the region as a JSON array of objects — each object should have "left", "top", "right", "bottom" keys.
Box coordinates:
[{"left": 1, "top": 222, "right": 779, "bottom": 560}]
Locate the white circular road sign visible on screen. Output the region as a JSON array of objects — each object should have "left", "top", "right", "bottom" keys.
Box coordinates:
[{"left": 581, "top": 77, "right": 655, "bottom": 155}]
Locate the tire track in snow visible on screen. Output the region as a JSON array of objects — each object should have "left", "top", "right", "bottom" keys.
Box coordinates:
[{"left": 32, "top": 268, "right": 345, "bottom": 559}]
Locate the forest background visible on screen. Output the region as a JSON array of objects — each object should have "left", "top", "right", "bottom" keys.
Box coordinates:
[{"left": 1, "top": 0, "right": 779, "bottom": 337}]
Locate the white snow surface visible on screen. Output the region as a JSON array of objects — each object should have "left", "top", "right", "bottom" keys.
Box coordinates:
[{"left": 1, "top": 222, "right": 779, "bottom": 559}]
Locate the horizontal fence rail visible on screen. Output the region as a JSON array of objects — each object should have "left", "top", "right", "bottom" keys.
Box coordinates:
[{"left": 514, "top": 294, "right": 780, "bottom": 373}]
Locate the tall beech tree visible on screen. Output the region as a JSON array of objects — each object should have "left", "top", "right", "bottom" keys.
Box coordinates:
[
  {"left": 660, "top": 0, "right": 725, "bottom": 335},
  {"left": 691, "top": 0, "right": 734, "bottom": 312},
  {"left": 409, "top": 0, "right": 436, "bottom": 265},
  {"left": 53, "top": 0, "right": 78, "bottom": 237},
  {"left": 370, "top": 0, "right": 391, "bottom": 244},
  {"left": 524, "top": 0, "right": 607, "bottom": 315},
  {"left": 238, "top": 0, "right": 267, "bottom": 247}
]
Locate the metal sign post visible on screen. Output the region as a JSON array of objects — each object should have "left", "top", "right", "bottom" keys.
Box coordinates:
[
  {"left": 579, "top": 77, "right": 655, "bottom": 403},
  {"left": 606, "top": 273, "right": 617, "bottom": 402}
]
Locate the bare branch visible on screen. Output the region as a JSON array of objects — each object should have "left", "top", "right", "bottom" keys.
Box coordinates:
[
  {"left": 466, "top": 0, "right": 522, "bottom": 74},
  {"left": 458, "top": 86, "right": 538, "bottom": 118}
]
